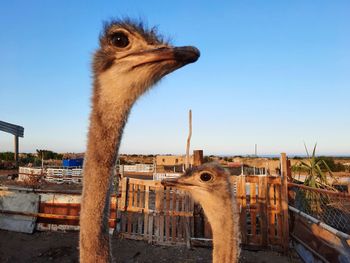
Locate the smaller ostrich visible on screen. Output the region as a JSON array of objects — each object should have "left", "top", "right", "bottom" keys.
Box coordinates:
[{"left": 162, "top": 163, "right": 241, "bottom": 263}]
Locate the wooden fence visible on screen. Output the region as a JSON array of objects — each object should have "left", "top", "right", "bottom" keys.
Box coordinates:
[
  {"left": 117, "top": 178, "right": 194, "bottom": 246},
  {"left": 116, "top": 172, "right": 289, "bottom": 251}
]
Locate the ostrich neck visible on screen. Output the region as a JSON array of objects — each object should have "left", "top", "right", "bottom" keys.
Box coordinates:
[
  {"left": 80, "top": 76, "right": 133, "bottom": 263},
  {"left": 198, "top": 188, "right": 240, "bottom": 263}
]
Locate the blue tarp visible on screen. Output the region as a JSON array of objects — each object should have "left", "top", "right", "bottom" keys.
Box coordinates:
[{"left": 62, "top": 158, "right": 83, "bottom": 167}]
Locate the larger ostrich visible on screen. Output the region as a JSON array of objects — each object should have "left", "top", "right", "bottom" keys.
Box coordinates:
[{"left": 79, "top": 19, "right": 200, "bottom": 262}]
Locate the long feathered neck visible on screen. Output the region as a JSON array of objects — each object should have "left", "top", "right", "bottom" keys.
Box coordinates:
[
  {"left": 79, "top": 72, "right": 133, "bottom": 262},
  {"left": 194, "top": 180, "right": 240, "bottom": 263}
]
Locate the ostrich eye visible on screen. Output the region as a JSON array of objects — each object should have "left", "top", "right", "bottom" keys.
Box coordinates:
[
  {"left": 111, "top": 32, "right": 129, "bottom": 48},
  {"left": 200, "top": 173, "right": 213, "bottom": 182}
]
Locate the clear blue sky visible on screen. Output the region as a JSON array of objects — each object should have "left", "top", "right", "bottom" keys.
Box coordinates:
[{"left": 0, "top": 1, "right": 349, "bottom": 156}]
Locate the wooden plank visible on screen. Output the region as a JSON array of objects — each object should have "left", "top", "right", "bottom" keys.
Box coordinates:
[
  {"left": 245, "top": 176, "right": 260, "bottom": 183},
  {"left": 145, "top": 185, "right": 150, "bottom": 211},
  {"left": 127, "top": 212, "right": 132, "bottom": 234},
  {"left": 144, "top": 213, "right": 149, "bottom": 237},
  {"left": 274, "top": 184, "right": 282, "bottom": 244},
  {"left": 259, "top": 176, "right": 268, "bottom": 247},
  {"left": 125, "top": 206, "right": 192, "bottom": 216},
  {"left": 291, "top": 213, "right": 350, "bottom": 262},
  {"left": 143, "top": 185, "right": 150, "bottom": 237},
  {"left": 176, "top": 191, "right": 180, "bottom": 212},
  {"left": 131, "top": 213, "right": 136, "bottom": 234},
  {"left": 280, "top": 153, "right": 290, "bottom": 253},
  {"left": 172, "top": 188, "right": 177, "bottom": 212},
  {"left": 171, "top": 214, "right": 177, "bottom": 242},
  {"left": 267, "top": 176, "right": 281, "bottom": 185},
  {"left": 184, "top": 216, "right": 191, "bottom": 249},
  {"left": 178, "top": 216, "right": 183, "bottom": 241},
  {"left": 250, "top": 182, "right": 257, "bottom": 243},
  {"left": 128, "top": 183, "right": 134, "bottom": 208},
  {"left": 158, "top": 187, "right": 165, "bottom": 243},
  {"left": 171, "top": 188, "right": 177, "bottom": 242},
  {"left": 128, "top": 178, "right": 162, "bottom": 187},
  {"left": 121, "top": 212, "right": 127, "bottom": 233},
  {"left": 181, "top": 191, "right": 185, "bottom": 212},
  {"left": 268, "top": 184, "right": 276, "bottom": 241},
  {"left": 133, "top": 184, "right": 138, "bottom": 208},
  {"left": 154, "top": 188, "right": 160, "bottom": 242},
  {"left": 159, "top": 214, "right": 164, "bottom": 243},
  {"left": 139, "top": 185, "right": 145, "bottom": 209},
  {"left": 137, "top": 213, "right": 143, "bottom": 235},
  {"left": 148, "top": 214, "right": 154, "bottom": 243},
  {"left": 240, "top": 175, "right": 247, "bottom": 244},
  {"left": 165, "top": 187, "right": 171, "bottom": 241}
]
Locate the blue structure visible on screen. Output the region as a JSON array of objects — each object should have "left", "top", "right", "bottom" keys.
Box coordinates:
[{"left": 62, "top": 158, "right": 84, "bottom": 167}]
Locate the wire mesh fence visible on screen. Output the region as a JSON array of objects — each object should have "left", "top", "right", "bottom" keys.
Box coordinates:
[{"left": 289, "top": 184, "right": 350, "bottom": 234}]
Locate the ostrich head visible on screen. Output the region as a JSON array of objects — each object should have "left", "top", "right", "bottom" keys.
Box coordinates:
[
  {"left": 93, "top": 20, "right": 200, "bottom": 112},
  {"left": 161, "top": 164, "right": 233, "bottom": 204}
]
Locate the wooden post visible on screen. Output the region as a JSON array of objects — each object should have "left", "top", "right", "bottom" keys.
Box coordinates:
[
  {"left": 280, "top": 153, "right": 289, "bottom": 254},
  {"left": 192, "top": 150, "right": 203, "bottom": 166},
  {"left": 185, "top": 110, "right": 192, "bottom": 169},
  {"left": 287, "top": 159, "right": 292, "bottom": 181}
]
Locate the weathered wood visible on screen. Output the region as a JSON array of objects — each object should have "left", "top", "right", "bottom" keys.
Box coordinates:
[
  {"left": 250, "top": 182, "right": 257, "bottom": 240},
  {"left": 268, "top": 183, "right": 276, "bottom": 242},
  {"left": 280, "top": 153, "right": 289, "bottom": 254},
  {"left": 193, "top": 150, "right": 203, "bottom": 166},
  {"left": 171, "top": 214, "right": 177, "bottom": 242},
  {"left": 133, "top": 184, "right": 139, "bottom": 208},
  {"left": 165, "top": 187, "right": 171, "bottom": 241},
  {"left": 120, "top": 178, "right": 128, "bottom": 210},
  {"left": 275, "top": 179, "right": 282, "bottom": 243},
  {"left": 128, "top": 183, "right": 134, "bottom": 208},
  {"left": 185, "top": 109, "right": 192, "bottom": 169},
  {"left": 190, "top": 237, "right": 213, "bottom": 247},
  {"left": 291, "top": 212, "right": 350, "bottom": 262},
  {"left": 0, "top": 209, "right": 117, "bottom": 223},
  {"left": 154, "top": 187, "right": 162, "bottom": 242},
  {"left": 148, "top": 214, "right": 154, "bottom": 243},
  {"left": 239, "top": 175, "right": 247, "bottom": 244},
  {"left": 171, "top": 188, "right": 177, "bottom": 242},
  {"left": 117, "top": 172, "right": 287, "bottom": 250},
  {"left": 259, "top": 176, "right": 268, "bottom": 247}
]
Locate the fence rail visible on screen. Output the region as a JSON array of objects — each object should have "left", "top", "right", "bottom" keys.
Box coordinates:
[{"left": 18, "top": 167, "right": 83, "bottom": 184}]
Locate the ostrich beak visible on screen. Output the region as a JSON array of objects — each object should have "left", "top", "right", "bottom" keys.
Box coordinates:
[
  {"left": 161, "top": 178, "right": 179, "bottom": 187},
  {"left": 133, "top": 46, "right": 200, "bottom": 69},
  {"left": 161, "top": 177, "right": 193, "bottom": 188},
  {"left": 172, "top": 46, "right": 200, "bottom": 65}
]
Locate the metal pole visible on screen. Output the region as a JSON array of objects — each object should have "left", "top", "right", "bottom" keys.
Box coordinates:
[{"left": 14, "top": 135, "right": 19, "bottom": 165}]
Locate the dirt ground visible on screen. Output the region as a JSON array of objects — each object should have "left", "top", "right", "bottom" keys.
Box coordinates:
[{"left": 0, "top": 230, "right": 301, "bottom": 263}]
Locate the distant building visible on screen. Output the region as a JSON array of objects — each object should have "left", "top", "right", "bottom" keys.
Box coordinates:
[
  {"left": 155, "top": 155, "right": 194, "bottom": 173},
  {"left": 227, "top": 162, "right": 242, "bottom": 168},
  {"left": 156, "top": 155, "right": 193, "bottom": 166}
]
